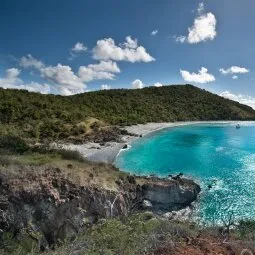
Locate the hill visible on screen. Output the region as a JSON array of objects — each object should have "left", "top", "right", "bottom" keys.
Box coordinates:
[{"left": 1, "top": 84, "right": 255, "bottom": 142}]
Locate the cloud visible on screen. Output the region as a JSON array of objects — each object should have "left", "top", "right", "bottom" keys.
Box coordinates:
[
  {"left": 175, "top": 36, "right": 186, "bottom": 43},
  {"left": 78, "top": 67, "right": 115, "bottom": 83},
  {"left": 18, "top": 36, "right": 154, "bottom": 95},
  {"left": 0, "top": 68, "right": 50, "bottom": 94},
  {"left": 232, "top": 75, "right": 238, "bottom": 80},
  {"left": 132, "top": 79, "right": 144, "bottom": 89},
  {"left": 41, "top": 64, "right": 86, "bottom": 95},
  {"left": 71, "top": 42, "right": 87, "bottom": 53},
  {"left": 0, "top": 68, "right": 22, "bottom": 86},
  {"left": 20, "top": 54, "right": 45, "bottom": 69},
  {"left": 187, "top": 13, "right": 217, "bottom": 44},
  {"left": 5, "top": 68, "right": 21, "bottom": 79},
  {"left": 87, "top": 60, "right": 120, "bottom": 73},
  {"left": 176, "top": 3, "right": 217, "bottom": 44},
  {"left": 93, "top": 36, "right": 155, "bottom": 63},
  {"left": 101, "top": 84, "right": 111, "bottom": 90},
  {"left": 69, "top": 42, "right": 88, "bottom": 60},
  {"left": 219, "top": 66, "right": 250, "bottom": 75},
  {"left": 220, "top": 91, "right": 255, "bottom": 109},
  {"left": 151, "top": 30, "right": 158, "bottom": 36},
  {"left": 19, "top": 55, "right": 120, "bottom": 95},
  {"left": 197, "top": 2, "right": 205, "bottom": 15},
  {"left": 78, "top": 61, "right": 120, "bottom": 83},
  {"left": 180, "top": 67, "right": 215, "bottom": 84},
  {"left": 154, "top": 82, "right": 163, "bottom": 87},
  {"left": 122, "top": 36, "right": 138, "bottom": 49}
]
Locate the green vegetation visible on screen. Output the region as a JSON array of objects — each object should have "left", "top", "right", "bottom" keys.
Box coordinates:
[
  {"left": 1, "top": 85, "right": 255, "bottom": 254},
  {"left": 1, "top": 214, "right": 255, "bottom": 255},
  {"left": 0, "top": 135, "right": 29, "bottom": 153},
  {"left": 238, "top": 219, "right": 255, "bottom": 240},
  {"left": 0, "top": 213, "right": 202, "bottom": 255},
  {"left": 1, "top": 85, "right": 255, "bottom": 143}
]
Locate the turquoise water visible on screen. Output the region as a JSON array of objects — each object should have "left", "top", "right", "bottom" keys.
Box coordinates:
[{"left": 114, "top": 123, "right": 255, "bottom": 224}]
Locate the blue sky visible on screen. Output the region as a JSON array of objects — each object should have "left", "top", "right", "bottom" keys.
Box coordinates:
[{"left": 0, "top": 0, "right": 255, "bottom": 108}]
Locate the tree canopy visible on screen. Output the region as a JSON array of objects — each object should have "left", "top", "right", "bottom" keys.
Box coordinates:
[{"left": 1, "top": 85, "right": 255, "bottom": 142}]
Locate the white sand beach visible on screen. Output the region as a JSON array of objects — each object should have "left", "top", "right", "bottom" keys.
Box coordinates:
[{"left": 59, "top": 121, "right": 248, "bottom": 164}]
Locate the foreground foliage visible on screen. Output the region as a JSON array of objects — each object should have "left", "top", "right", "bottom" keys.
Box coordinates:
[{"left": 1, "top": 213, "right": 255, "bottom": 255}]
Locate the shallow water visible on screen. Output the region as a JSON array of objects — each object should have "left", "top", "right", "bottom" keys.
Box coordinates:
[{"left": 114, "top": 122, "right": 255, "bottom": 224}]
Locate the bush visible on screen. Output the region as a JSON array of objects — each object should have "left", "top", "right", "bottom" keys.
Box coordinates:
[
  {"left": 0, "top": 136, "right": 29, "bottom": 154},
  {"left": 238, "top": 220, "right": 255, "bottom": 239},
  {"left": 71, "top": 214, "right": 196, "bottom": 255},
  {"left": 56, "top": 149, "right": 86, "bottom": 162}
]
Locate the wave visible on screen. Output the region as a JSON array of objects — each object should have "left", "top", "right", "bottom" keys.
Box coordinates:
[{"left": 215, "top": 146, "right": 224, "bottom": 152}]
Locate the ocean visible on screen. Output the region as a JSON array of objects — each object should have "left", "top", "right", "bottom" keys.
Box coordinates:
[{"left": 115, "top": 122, "right": 255, "bottom": 224}]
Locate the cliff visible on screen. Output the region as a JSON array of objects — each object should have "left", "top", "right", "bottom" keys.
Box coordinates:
[{"left": 0, "top": 163, "right": 200, "bottom": 249}]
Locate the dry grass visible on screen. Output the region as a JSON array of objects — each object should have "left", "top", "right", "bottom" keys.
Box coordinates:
[{"left": 0, "top": 150, "right": 127, "bottom": 191}]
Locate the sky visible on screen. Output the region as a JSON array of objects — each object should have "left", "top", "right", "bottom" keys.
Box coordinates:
[{"left": 0, "top": 0, "right": 255, "bottom": 108}]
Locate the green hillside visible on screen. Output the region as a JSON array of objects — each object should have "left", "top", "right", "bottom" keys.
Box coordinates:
[{"left": 1, "top": 85, "right": 255, "bottom": 142}]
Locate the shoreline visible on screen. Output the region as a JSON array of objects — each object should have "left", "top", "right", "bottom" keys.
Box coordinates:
[{"left": 61, "top": 120, "right": 254, "bottom": 164}]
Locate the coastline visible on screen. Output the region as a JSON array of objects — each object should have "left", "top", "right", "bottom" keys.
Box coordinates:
[{"left": 61, "top": 120, "right": 253, "bottom": 164}]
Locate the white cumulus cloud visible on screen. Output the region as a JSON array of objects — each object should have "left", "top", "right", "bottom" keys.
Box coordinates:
[
  {"left": 78, "top": 61, "right": 120, "bottom": 83},
  {"left": 71, "top": 42, "right": 87, "bottom": 53},
  {"left": 151, "top": 30, "right": 158, "bottom": 36},
  {"left": 180, "top": 67, "right": 215, "bottom": 84},
  {"left": 197, "top": 2, "right": 205, "bottom": 15},
  {"left": 20, "top": 55, "right": 120, "bottom": 95},
  {"left": 175, "top": 36, "right": 186, "bottom": 43},
  {"left": 87, "top": 60, "right": 120, "bottom": 73},
  {"left": 122, "top": 36, "right": 138, "bottom": 49},
  {"left": 154, "top": 82, "right": 163, "bottom": 87},
  {"left": 220, "top": 91, "right": 255, "bottom": 109},
  {"left": 187, "top": 12, "right": 217, "bottom": 44},
  {"left": 41, "top": 64, "right": 86, "bottom": 95},
  {"left": 78, "top": 67, "right": 115, "bottom": 83},
  {"left": 0, "top": 68, "right": 50, "bottom": 94},
  {"left": 101, "top": 84, "right": 111, "bottom": 90},
  {"left": 176, "top": 3, "right": 217, "bottom": 44},
  {"left": 219, "top": 66, "right": 250, "bottom": 75},
  {"left": 232, "top": 75, "right": 238, "bottom": 80},
  {"left": 93, "top": 36, "right": 155, "bottom": 63},
  {"left": 5, "top": 68, "right": 21, "bottom": 79},
  {"left": 132, "top": 79, "right": 144, "bottom": 89},
  {"left": 20, "top": 54, "right": 45, "bottom": 69}
]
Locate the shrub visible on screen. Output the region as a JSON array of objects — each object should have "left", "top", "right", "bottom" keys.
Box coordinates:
[
  {"left": 238, "top": 220, "right": 255, "bottom": 239},
  {"left": 0, "top": 136, "right": 29, "bottom": 154},
  {"left": 56, "top": 149, "right": 86, "bottom": 162}
]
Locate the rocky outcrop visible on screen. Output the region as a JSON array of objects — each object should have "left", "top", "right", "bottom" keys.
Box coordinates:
[
  {"left": 0, "top": 166, "right": 200, "bottom": 249},
  {"left": 141, "top": 178, "right": 201, "bottom": 211}
]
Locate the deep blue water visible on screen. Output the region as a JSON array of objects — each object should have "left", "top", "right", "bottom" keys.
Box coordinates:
[{"left": 114, "top": 123, "right": 255, "bottom": 224}]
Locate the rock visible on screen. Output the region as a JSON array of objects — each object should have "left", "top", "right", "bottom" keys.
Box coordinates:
[
  {"left": 0, "top": 166, "right": 200, "bottom": 249},
  {"left": 122, "top": 144, "right": 128, "bottom": 149},
  {"left": 163, "top": 207, "right": 192, "bottom": 221},
  {"left": 141, "top": 178, "right": 200, "bottom": 212},
  {"left": 127, "top": 175, "right": 136, "bottom": 184},
  {"left": 142, "top": 199, "right": 153, "bottom": 209},
  {"left": 115, "top": 179, "right": 122, "bottom": 186},
  {"left": 171, "top": 173, "right": 184, "bottom": 181}
]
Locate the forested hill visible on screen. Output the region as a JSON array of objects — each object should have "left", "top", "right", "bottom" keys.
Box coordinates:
[{"left": 1, "top": 85, "right": 255, "bottom": 142}]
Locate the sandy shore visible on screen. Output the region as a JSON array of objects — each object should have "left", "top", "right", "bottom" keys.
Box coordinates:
[{"left": 60, "top": 120, "right": 250, "bottom": 164}]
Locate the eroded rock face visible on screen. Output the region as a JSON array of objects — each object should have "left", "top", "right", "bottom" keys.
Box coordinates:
[
  {"left": 0, "top": 167, "right": 200, "bottom": 249},
  {"left": 141, "top": 178, "right": 201, "bottom": 211}
]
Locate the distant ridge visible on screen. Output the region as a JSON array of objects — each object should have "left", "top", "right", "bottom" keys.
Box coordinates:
[{"left": 1, "top": 85, "right": 255, "bottom": 141}]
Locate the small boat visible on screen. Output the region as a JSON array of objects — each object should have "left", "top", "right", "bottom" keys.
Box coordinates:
[{"left": 236, "top": 124, "right": 241, "bottom": 129}]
